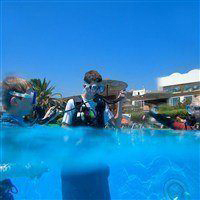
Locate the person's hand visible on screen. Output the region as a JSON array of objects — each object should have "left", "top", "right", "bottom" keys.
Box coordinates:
[
  {"left": 40, "top": 106, "right": 61, "bottom": 124},
  {"left": 42, "top": 106, "right": 59, "bottom": 119},
  {"left": 117, "top": 90, "right": 126, "bottom": 101},
  {"left": 176, "top": 116, "right": 186, "bottom": 123}
]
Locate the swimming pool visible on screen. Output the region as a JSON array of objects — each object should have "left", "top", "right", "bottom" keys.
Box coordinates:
[{"left": 1, "top": 127, "right": 200, "bottom": 199}]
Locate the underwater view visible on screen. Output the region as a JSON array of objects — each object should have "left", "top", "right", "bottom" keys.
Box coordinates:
[
  {"left": 1, "top": 1, "right": 199, "bottom": 200},
  {"left": 1, "top": 127, "right": 199, "bottom": 200}
]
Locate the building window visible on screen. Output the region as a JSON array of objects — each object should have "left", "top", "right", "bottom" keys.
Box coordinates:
[
  {"left": 193, "top": 84, "right": 200, "bottom": 91},
  {"left": 164, "top": 86, "right": 181, "bottom": 93},
  {"left": 133, "top": 100, "right": 143, "bottom": 108},
  {"left": 163, "top": 86, "right": 171, "bottom": 92},
  {"left": 172, "top": 86, "right": 181, "bottom": 93},
  {"left": 169, "top": 97, "right": 180, "bottom": 106},
  {"left": 184, "top": 84, "right": 193, "bottom": 92},
  {"left": 183, "top": 83, "right": 200, "bottom": 92}
]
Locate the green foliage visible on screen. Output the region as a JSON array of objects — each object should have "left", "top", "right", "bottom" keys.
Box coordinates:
[
  {"left": 130, "top": 111, "right": 146, "bottom": 123},
  {"left": 175, "top": 99, "right": 192, "bottom": 109},
  {"left": 157, "top": 104, "right": 174, "bottom": 112},
  {"left": 158, "top": 103, "right": 189, "bottom": 119},
  {"left": 130, "top": 101, "right": 190, "bottom": 124},
  {"left": 30, "top": 78, "right": 62, "bottom": 109},
  {"left": 30, "top": 78, "right": 55, "bottom": 96},
  {"left": 159, "top": 109, "right": 188, "bottom": 119},
  {"left": 27, "top": 78, "right": 64, "bottom": 125}
]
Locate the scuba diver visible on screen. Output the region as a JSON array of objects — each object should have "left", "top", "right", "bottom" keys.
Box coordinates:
[
  {"left": 149, "top": 105, "right": 200, "bottom": 130},
  {"left": 61, "top": 70, "right": 125, "bottom": 200},
  {"left": 0, "top": 76, "right": 48, "bottom": 199}
]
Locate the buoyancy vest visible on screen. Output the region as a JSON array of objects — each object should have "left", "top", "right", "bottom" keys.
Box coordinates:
[{"left": 71, "top": 95, "right": 105, "bottom": 128}]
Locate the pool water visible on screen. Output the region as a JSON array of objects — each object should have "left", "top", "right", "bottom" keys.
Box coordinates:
[{"left": 1, "top": 127, "right": 200, "bottom": 200}]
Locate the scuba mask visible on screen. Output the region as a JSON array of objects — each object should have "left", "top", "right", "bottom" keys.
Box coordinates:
[
  {"left": 9, "top": 91, "right": 37, "bottom": 105},
  {"left": 84, "top": 83, "right": 105, "bottom": 94}
]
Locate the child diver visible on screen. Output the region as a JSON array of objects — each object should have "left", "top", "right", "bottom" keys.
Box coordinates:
[
  {"left": 1, "top": 76, "right": 37, "bottom": 127},
  {"left": 0, "top": 76, "right": 47, "bottom": 199},
  {"left": 61, "top": 70, "right": 125, "bottom": 200}
]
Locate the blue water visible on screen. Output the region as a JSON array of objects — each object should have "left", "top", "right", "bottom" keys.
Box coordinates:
[{"left": 1, "top": 127, "right": 200, "bottom": 200}]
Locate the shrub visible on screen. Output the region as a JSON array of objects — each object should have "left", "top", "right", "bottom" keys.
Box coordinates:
[
  {"left": 130, "top": 111, "right": 147, "bottom": 123},
  {"left": 158, "top": 103, "right": 189, "bottom": 119},
  {"left": 159, "top": 109, "right": 188, "bottom": 119}
]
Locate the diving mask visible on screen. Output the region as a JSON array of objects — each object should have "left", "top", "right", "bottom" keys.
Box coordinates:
[
  {"left": 186, "top": 105, "right": 200, "bottom": 114},
  {"left": 9, "top": 91, "right": 37, "bottom": 105},
  {"left": 85, "top": 83, "right": 105, "bottom": 94}
]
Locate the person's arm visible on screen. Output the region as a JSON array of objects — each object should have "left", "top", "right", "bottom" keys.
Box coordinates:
[
  {"left": 113, "top": 90, "right": 126, "bottom": 128},
  {"left": 149, "top": 107, "right": 175, "bottom": 129},
  {"left": 176, "top": 116, "right": 186, "bottom": 123},
  {"left": 114, "top": 100, "right": 123, "bottom": 128},
  {"left": 149, "top": 107, "right": 191, "bottom": 130},
  {"left": 0, "top": 162, "right": 48, "bottom": 180},
  {"left": 61, "top": 99, "right": 75, "bottom": 128},
  {"left": 104, "top": 91, "right": 126, "bottom": 129},
  {"left": 39, "top": 106, "right": 61, "bottom": 125}
]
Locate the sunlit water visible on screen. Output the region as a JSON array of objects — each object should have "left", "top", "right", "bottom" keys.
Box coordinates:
[{"left": 1, "top": 126, "right": 200, "bottom": 200}]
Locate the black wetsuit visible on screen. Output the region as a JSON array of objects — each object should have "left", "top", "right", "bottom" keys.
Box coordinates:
[{"left": 61, "top": 96, "right": 111, "bottom": 200}]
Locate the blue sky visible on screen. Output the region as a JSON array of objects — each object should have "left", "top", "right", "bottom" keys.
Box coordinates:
[{"left": 1, "top": 0, "right": 199, "bottom": 96}]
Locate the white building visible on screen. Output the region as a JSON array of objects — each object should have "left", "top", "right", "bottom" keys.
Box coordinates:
[
  {"left": 131, "top": 89, "right": 147, "bottom": 107},
  {"left": 157, "top": 69, "right": 200, "bottom": 106},
  {"left": 132, "top": 88, "right": 147, "bottom": 96}
]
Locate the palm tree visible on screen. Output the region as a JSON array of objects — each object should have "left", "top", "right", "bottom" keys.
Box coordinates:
[{"left": 30, "top": 78, "right": 62, "bottom": 109}]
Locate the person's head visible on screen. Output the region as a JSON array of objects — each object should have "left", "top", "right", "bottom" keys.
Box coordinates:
[
  {"left": 82, "top": 70, "right": 105, "bottom": 99},
  {"left": 2, "top": 76, "right": 37, "bottom": 117},
  {"left": 186, "top": 105, "right": 200, "bottom": 124}
]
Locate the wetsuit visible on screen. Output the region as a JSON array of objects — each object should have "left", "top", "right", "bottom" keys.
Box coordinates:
[
  {"left": 61, "top": 96, "right": 112, "bottom": 200},
  {"left": 149, "top": 111, "right": 195, "bottom": 130}
]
